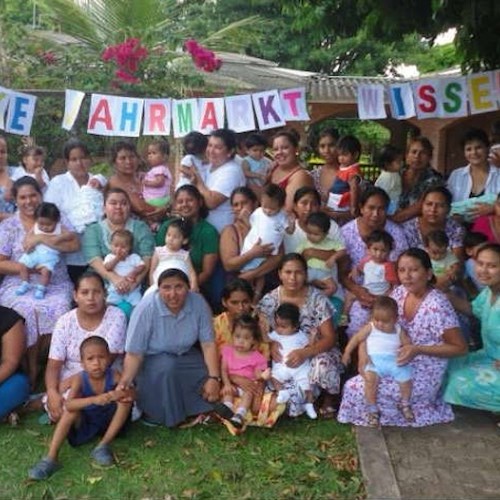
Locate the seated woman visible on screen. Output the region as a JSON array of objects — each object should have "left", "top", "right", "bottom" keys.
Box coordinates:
[
  {"left": 338, "top": 248, "right": 467, "bottom": 427},
  {"left": 82, "top": 188, "right": 155, "bottom": 317},
  {"left": 0, "top": 177, "right": 79, "bottom": 386},
  {"left": 118, "top": 269, "right": 220, "bottom": 427},
  {"left": 43, "top": 271, "right": 127, "bottom": 422},
  {"left": 257, "top": 253, "right": 342, "bottom": 419},
  {"left": 0, "top": 306, "right": 30, "bottom": 422},
  {"left": 444, "top": 243, "right": 500, "bottom": 413},
  {"left": 339, "top": 186, "right": 408, "bottom": 336}
]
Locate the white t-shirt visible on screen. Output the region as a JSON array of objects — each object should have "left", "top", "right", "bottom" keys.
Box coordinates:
[
  {"left": 374, "top": 171, "right": 402, "bottom": 202},
  {"left": 11, "top": 166, "right": 50, "bottom": 192},
  {"left": 268, "top": 329, "right": 309, "bottom": 361},
  {"left": 366, "top": 323, "right": 402, "bottom": 356},
  {"left": 241, "top": 207, "right": 288, "bottom": 256},
  {"left": 283, "top": 219, "right": 344, "bottom": 254},
  {"left": 205, "top": 159, "right": 246, "bottom": 233}
]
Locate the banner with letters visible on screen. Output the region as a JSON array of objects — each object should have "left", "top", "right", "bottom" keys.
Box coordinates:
[{"left": 357, "top": 70, "right": 500, "bottom": 120}]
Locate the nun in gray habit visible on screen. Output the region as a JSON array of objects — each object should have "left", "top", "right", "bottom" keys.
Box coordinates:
[{"left": 119, "top": 269, "right": 221, "bottom": 427}]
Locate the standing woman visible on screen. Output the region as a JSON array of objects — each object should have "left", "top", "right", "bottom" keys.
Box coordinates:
[
  {"left": 0, "top": 135, "right": 15, "bottom": 221},
  {"left": 0, "top": 177, "right": 79, "bottom": 385},
  {"left": 392, "top": 136, "right": 443, "bottom": 223},
  {"left": 107, "top": 141, "right": 167, "bottom": 224},
  {"left": 444, "top": 243, "right": 500, "bottom": 412},
  {"left": 180, "top": 128, "right": 246, "bottom": 233},
  {"left": 45, "top": 139, "right": 97, "bottom": 283},
  {"left": 269, "top": 129, "right": 314, "bottom": 213}
]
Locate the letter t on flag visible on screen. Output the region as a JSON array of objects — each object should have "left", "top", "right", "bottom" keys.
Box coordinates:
[{"left": 357, "top": 84, "right": 387, "bottom": 119}]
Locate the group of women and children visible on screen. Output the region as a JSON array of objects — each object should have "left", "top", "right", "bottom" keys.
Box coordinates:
[{"left": 0, "top": 123, "right": 499, "bottom": 481}]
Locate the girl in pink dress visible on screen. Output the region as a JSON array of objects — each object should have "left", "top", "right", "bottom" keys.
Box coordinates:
[{"left": 142, "top": 139, "right": 172, "bottom": 208}]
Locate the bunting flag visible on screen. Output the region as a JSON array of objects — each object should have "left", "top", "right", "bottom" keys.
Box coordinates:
[{"left": 62, "top": 89, "right": 86, "bottom": 131}]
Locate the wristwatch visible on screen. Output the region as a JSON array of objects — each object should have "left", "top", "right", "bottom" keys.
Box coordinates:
[{"left": 207, "top": 375, "right": 222, "bottom": 382}]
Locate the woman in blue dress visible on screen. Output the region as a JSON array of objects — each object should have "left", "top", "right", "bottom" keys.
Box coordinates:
[{"left": 444, "top": 243, "right": 500, "bottom": 412}]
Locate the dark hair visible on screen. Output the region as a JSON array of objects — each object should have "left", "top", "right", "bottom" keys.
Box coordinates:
[
  {"left": 167, "top": 217, "right": 192, "bottom": 249},
  {"left": 210, "top": 129, "right": 237, "bottom": 157},
  {"left": 35, "top": 202, "right": 60, "bottom": 222},
  {"left": 461, "top": 128, "right": 490, "bottom": 149},
  {"left": 463, "top": 231, "right": 488, "bottom": 250},
  {"left": 421, "top": 185, "right": 453, "bottom": 209},
  {"left": 262, "top": 183, "right": 286, "bottom": 207},
  {"left": 12, "top": 176, "right": 42, "bottom": 199},
  {"left": 408, "top": 136, "right": 434, "bottom": 155},
  {"left": 104, "top": 187, "right": 131, "bottom": 203},
  {"left": 476, "top": 242, "right": 500, "bottom": 259},
  {"left": 272, "top": 129, "right": 300, "bottom": 149},
  {"left": 397, "top": 247, "right": 436, "bottom": 285},
  {"left": 221, "top": 278, "right": 255, "bottom": 302},
  {"left": 375, "top": 144, "right": 402, "bottom": 170},
  {"left": 147, "top": 138, "right": 170, "bottom": 157},
  {"left": 230, "top": 186, "right": 258, "bottom": 205},
  {"left": 63, "top": 139, "right": 90, "bottom": 160},
  {"left": 359, "top": 186, "right": 390, "bottom": 210},
  {"left": 183, "top": 131, "right": 208, "bottom": 156},
  {"left": 111, "top": 228, "right": 134, "bottom": 248},
  {"left": 275, "top": 302, "right": 300, "bottom": 329},
  {"left": 75, "top": 270, "right": 105, "bottom": 292},
  {"left": 293, "top": 186, "right": 321, "bottom": 206},
  {"left": 245, "top": 133, "right": 268, "bottom": 149},
  {"left": 372, "top": 296, "right": 398, "bottom": 317},
  {"left": 306, "top": 211, "right": 331, "bottom": 234},
  {"left": 423, "top": 229, "right": 449, "bottom": 249},
  {"left": 110, "top": 141, "right": 137, "bottom": 163},
  {"left": 157, "top": 268, "right": 190, "bottom": 287},
  {"left": 366, "top": 229, "right": 394, "bottom": 251},
  {"left": 20, "top": 145, "right": 45, "bottom": 163},
  {"left": 80, "top": 335, "right": 110, "bottom": 357},
  {"left": 232, "top": 313, "right": 262, "bottom": 343},
  {"left": 279, "top": 252, "right": 308, "bottom": 272},
  {"left": 174, "top": 184, "right": 209, "bottom": 220},
  {"left": 337, "top": 135, "right": 361, "bottom": 156},
  {"left": 318, "top": 127, "right": 340, "bottom": 145}
]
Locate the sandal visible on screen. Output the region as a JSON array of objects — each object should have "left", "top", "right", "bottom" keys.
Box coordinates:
[
  {"left": 399, "top": 404, "right": 415, "bottom": 422},
  {"left": 28, "top": 457, "right": 61, "bottom": 480},
  {"left": 90, "top": 444, "right": 115, "bottom": 467},
  {"left": 319, "top": 406, "right": 337, "bottom": 420},
  {"left": 212, "top": 402, "right": 235, "bottom": 421},
  {"left": 366, "top": 411, "right": 380, "bottom": 428}
]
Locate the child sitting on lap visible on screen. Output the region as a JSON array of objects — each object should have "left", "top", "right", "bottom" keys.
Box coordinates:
[
  {"left": 342, "top": 296, "right": 414, "bottom": 427},
  {"left": 104, "top": 229, "right": 146, "bottom": 317},
  {"left": 28, "top": 336, "right": 134, "bottom": 480},
  {"left": 217, "top": 314, "right": 270, "bottom": 429},
  {"left": 269, "top": 303, "right": 317, "bottom": 419},
  {"left": 423, "top": 229, "right": 460, "bottom": 291},
  {"left": 16, "top": 202, "right": 62, "bottom": 299}
]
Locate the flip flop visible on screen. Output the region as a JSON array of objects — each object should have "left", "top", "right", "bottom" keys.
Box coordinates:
[{"left": 319, "top": 406, "right": 337, "bottom": 419}]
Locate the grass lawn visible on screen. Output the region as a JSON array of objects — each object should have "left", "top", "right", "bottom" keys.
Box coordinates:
[{"left": 0, "top": 413, "right": 364, "bottom": 499}]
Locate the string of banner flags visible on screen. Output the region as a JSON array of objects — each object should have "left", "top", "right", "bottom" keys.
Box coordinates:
[{"left": 0, "top": 70, "right": 498, "bottom": 138}]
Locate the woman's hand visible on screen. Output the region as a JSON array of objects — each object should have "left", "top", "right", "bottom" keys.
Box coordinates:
[
  {"left": 285, "top": 348, "right": 309, "bottom": 368},
  {"left": 468, "top": 203, "right": 494, "bottom": 220},
  {"left": 397, "top": 344, "right": 419, "bottom": 365},
  {"left": 47, "top": 390, "right": 64, "bottom": 421},
  {"left": 22, "top": 232, "right": 41, "bottom": 253},
  {"left": 202, "top": 378, "right": 220, "bottom": 402},
  {"left": 222, "top": 383, "right": 236, "bottom": 398},
  {"left": 230, "top": 375, "right": 262, "bottom": 397},
  {"left": 110, "top": 275, "right": 132, "bottom": 294},
  {"left": 249, "top": 238, "right": 275, "bottom": 259},
  {"left": 354, "top": 285, "right": 376, "bottom": 308}
]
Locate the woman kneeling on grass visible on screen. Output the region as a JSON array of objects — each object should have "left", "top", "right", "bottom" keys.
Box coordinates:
[{"left": 29, "top": 336, "right": 133, "bottom": 480}]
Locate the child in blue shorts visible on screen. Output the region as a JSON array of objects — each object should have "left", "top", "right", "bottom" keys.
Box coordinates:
[
  {"left": 342, "top": 296, "right": 414, "bottom": 427},
  {"left": 29, "top": 336, "right": 133, "bottom": 480}
]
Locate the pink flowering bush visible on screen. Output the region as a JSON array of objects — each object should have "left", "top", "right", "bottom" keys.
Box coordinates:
[
  {"left": 101, "top": 38, "right": 149, "bottom": 85},
  {"left": 184, "top": 39, "right": 222, "bottom": 72}
]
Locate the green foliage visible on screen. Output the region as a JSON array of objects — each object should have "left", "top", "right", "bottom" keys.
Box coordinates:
[{"left": 0, "top": 414, "right": 363, "bottom": 498}]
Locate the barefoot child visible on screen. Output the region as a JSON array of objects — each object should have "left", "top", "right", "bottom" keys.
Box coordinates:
[
  {"left": 268, "top": 303, "right": 317, "bottom": 419},
  {"left": 217, "top": 314, "right": 270, "bottom": 428},
  {"left": 28, "top": 336, "right": 133, "bottom": 480},
  {"left": 342, "top": 296, "right": 414, "bottom": 427},
  {"left": 146, "top": 217, "right": 198, "bottom": 294},
  {"left": 16, "top": 202, "right": 62, "bottom": 299},
  {"left": 103, "top": 229, "right": 146, "bottom": 317}
]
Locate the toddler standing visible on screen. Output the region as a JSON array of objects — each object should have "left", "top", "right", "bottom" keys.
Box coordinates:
[
  {"left": 28, "top": 336, "right": 133, "bottom": 480},
  {"left": 103, "top": 229, "right": 146, "bottom": 316},
  {"left": 142, "top": 139, "right": 172, "bottom": 208},
  {"left": 342, "top": 296, "right": 414, "bottom": 427},
  {"left": 11, "top": 144, "right": 50, "bottom": 193},
  {"left": 146, "top": 218, "right": 198, "bottom": 295},
  {"left": 374, "top": 145, "right": 403, "bottom": 215},
  {"left": 16, "top": 202, "right": 62, "bottom": 299},
  {"left": 176, "top": 131, "right": 209, "bottom": 190},
  {"left": 268, "top": 303, "right": 317, "bottom": 419},
  {"left": 217, "top": 314, "right": 270, "bottom": 428},
  {"left": 241, "top": 133, "right": 272, "bottom": 197},
  {"left": 327, "top": 135, "right": 362, "bottom": 216}
]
